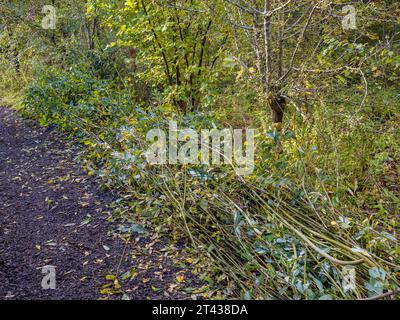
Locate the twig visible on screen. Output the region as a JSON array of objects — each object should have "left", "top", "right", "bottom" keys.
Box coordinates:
[{"left": 360, "top": 288, "right": 400, "bottom": 301}]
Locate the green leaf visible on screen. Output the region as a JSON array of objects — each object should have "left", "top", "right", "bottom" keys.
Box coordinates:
[
  {"left": 319, "top": 295, "right": 333, "bottom": 300},
  {"left": 368, "top": 267, "right": 386, "bottom": 281}
]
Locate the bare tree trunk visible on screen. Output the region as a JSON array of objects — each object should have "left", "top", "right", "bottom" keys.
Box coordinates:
[
  {"left": 263, "top": 0, "right": 272, "bottom": 91},
  {"left": 270, "top": 94, "right": 286, "bottom": 124},
  {"left": 262, "top": 1, "right": 287, "bottom": 125}
]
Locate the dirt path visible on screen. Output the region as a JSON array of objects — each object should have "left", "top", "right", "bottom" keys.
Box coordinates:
[{"left": 0, "top": 107, "right": 202, "bottom": 300}]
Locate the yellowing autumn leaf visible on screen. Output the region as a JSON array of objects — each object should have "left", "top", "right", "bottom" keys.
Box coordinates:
[
  {"left": 114, "top": 279, "right": 121, "bottom": 289},
  {"left": 142, "top": 278, "right": 150, "bottom": 284},
  {"left": 105, "top": 274, "right": 116, "bottom": 280}
]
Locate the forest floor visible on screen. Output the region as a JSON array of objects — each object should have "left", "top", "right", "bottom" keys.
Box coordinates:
[{"left": 0, "top": 106, "right": 204, "bottom": 300}]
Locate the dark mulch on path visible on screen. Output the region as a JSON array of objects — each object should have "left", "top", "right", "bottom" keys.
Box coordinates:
[{"left": 0, "top": 107, "right": 203, "bottom": 300}]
